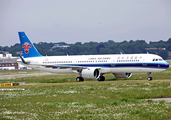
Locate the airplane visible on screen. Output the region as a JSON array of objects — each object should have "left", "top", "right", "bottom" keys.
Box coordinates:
[{"left": 17, "top": 32, "right": 169, "bottom": 81}]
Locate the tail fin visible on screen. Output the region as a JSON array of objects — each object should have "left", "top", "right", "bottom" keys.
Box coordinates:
[{"left": 18, "top": 32, "right": 42, "bottom": 58}]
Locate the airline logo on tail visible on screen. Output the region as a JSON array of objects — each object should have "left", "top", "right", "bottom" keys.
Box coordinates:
[{"left": 22, "top": 42, "right": 31, "bottom": 54}]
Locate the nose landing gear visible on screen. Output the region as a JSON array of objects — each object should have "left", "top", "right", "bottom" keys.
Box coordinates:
[{"left": 147, "top": 72, "right": 153, "bottom": 81}]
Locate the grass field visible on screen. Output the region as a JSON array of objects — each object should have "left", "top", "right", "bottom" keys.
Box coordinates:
[
  {"left": 0, "top": 66, "right": 171, "bottom": 119},
  {"left": 0, "top": 67, "right": 171, "bottom": 83}
]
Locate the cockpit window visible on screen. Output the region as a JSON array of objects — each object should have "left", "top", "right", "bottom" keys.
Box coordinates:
[{"left": 153, "top": 58, "right": 163, "bottom": 61}]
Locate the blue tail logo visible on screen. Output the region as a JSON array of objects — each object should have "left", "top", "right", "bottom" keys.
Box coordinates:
[{"left": 18, "top": 32, "right": 42, "bottom": 58}]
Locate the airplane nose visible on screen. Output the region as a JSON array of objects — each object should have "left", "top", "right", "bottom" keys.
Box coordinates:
[{"left": 166, "top": 62, "right": 170, "bottom": 68}]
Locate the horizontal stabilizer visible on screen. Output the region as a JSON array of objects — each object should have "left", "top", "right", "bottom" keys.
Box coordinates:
[{"left": 18, "top": 53, "right": 30, "bottom": 64}]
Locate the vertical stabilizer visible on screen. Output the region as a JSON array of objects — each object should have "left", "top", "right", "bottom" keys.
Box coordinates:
[{"left": 18, "top": 32, "right": 42, "bottom": 58}]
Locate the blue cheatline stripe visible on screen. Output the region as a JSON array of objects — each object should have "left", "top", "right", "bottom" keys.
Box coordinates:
[{"left": 51, "top": 62, "right": 169, "bottom": 69}]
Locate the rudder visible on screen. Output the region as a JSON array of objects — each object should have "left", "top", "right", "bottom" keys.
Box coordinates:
[{"left": 18, "top": 32, "right": 42, "bottom": 58}]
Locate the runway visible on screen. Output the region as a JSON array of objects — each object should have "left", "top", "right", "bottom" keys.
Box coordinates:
[
  {"left": 0, "top": 72, "right": 53, "bottom": 79},
  {"left": 144, "top": 98, "right": 171, "bottom": 101}
]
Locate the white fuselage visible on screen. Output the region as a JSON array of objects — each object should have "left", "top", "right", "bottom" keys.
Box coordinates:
[{"left": 18, "top": 54, "right": 169, "bottom": 74}]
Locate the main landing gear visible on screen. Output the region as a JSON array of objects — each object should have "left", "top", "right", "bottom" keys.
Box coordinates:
[
  {"left": 147, "top": 72, "right": 153, "bottom": 81},
  {"left": 76, "top": 76, "right": 105, "bottom": 82},
  {"left": 76, "top": 70, "right": 84, "bottom": 82},
  {"left": 98, "top": 76, "right": 105, "bottom": 81}
]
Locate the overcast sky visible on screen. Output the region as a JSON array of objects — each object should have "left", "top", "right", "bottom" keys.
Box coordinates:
[{"left": 1, "top": 0, "right": 171, "bottom": 46}]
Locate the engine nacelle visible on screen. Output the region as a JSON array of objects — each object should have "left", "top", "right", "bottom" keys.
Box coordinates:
[
  {"left": 113, "top": 73, "right": 132, "bottom": 78},
  {"left": 82, "top": 68, "right": 100, "bottom": 79}
]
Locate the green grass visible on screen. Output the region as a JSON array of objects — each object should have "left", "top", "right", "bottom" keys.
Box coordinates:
[
  {"left": 0, "top": 67, "right": 171, "bottom": 84},
  {"left": 0, "top": 81, "right": 171, "bottom": 119}
]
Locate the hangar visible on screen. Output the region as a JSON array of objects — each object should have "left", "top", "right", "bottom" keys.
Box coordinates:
[{"left": 0, "top": 62, "right": 18, "bottom": 70}]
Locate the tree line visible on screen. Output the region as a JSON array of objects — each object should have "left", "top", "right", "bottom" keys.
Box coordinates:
[{"left": 0, "top": 38, "right": 171, "bottom": 59}]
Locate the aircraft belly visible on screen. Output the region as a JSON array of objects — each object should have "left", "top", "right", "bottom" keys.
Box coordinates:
[{"left": 110, "top": 67, "right": 166, "bottom": 73}]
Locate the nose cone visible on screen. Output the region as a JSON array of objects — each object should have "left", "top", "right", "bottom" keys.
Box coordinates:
[{"left": 165, "top": 61, "right": 170, "bottom": 69}]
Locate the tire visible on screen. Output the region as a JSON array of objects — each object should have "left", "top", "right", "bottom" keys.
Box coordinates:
[
  {"left": 76, "top": 77, "right": 84, "bottom": 82},
  {"left": 148, "top": 77, "right": 153, "bottom": 81},
  {"left": 80, "top": 77, "right": 84, "bottom": 82},
  {"left": 98, "top": 76, "right": 105, "bottom": 81},
  {"left": 76, "top": 77, "right": 80, "bottom": 82}
]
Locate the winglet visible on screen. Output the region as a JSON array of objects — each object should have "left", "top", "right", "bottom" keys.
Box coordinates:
[{"left": 18, "top": 32, "right": 42, "bottom": 58}]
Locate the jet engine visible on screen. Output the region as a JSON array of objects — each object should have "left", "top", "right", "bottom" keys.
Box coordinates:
[
  {"left": 113, "top": 73, "right": 132, "bottom": 78},
  {"left": 82, "top": 68, "right": 100, "bottom": 79}
]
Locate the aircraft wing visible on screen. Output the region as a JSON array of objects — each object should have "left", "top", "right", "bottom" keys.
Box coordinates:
[{"left": 42, "top": 64, "right": 87, "bottom": 70}]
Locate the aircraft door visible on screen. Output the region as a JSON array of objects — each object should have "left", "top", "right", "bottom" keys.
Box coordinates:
[{"left": 111, "top": 60, "right": 115, "bottom": 67}]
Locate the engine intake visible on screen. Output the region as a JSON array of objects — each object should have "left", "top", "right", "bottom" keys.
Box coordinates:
[
  {"left": 113, "top": 73, "right": 132, "bottom": 78},
  {"left": 82, "top": 68, "right": 100, "bottom": 79}
]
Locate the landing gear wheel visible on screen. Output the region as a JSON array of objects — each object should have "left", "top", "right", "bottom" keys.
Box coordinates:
[
  {"left": 148, "top": 77, "right": 153, "bottom": 81},
  {"left": 147, "top": 72, "right": 152, "bottom": 81},
  {"left": 76, "top": 77, "right": 84, "bottom": 82},
  {"left": 98, "top": 76, "right": 105, "bottom": 81}
]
